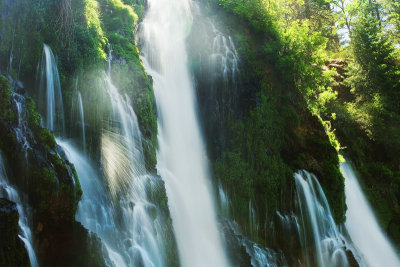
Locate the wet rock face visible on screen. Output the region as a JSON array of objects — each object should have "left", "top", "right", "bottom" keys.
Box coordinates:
[
  {"left": 0, "top": 87, "right": 81, "bottom": 226},
  {"left": 0, "top": 75, "right": 106, "bottom": 266},
  {"left": 0, "top": 198, "right": 19, "bottom": 243},
  {"left": 0, "top": 198, "right": 29, "bottom": 267}
]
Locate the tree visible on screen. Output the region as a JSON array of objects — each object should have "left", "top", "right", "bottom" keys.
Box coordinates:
[{"left": 348, "top": 1, "right": 400, "bottom": 111}]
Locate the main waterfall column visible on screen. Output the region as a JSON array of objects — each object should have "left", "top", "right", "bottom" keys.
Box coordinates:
[{"left": 140, "top": 0, "right": 230, "bottom": 266}]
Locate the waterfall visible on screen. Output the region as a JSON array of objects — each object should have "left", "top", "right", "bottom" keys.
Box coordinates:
[
  {"left": 140, "top": 0, "right": 230, "bottom": 266},
  {"left": 57, "top": 69, "right": 167, "bottom": 267},
  {"left": 57, "top": 139, "right": 126, "bottom": 266},
  {"left": 341, "top": 162, "right": 400, "bottom": 266},
  {"left": 294, "top": 170, "right": 351, "bottom": 267},
  {"left": 12, "top": 93, "right": 32, "bottom": 154},
  {"left": 217, "top": 185, "right": 287, "bottom": 266},
  {"left": 0, "top": 152, "right": 38, "bottom": 267},
  {"left": 77, "top": 91, "right": 86, "bottom": 154},
  {"left": 218, "top": 182, "right": 231, "bottom": 218},
  {"left": 102, "top": 71, "right": 166, "bottom": 267},
  {"left": 38, "top": 44, "right": 65, "bottom": 134},
  {"left": 211, "top": 28, "right": 239, "bottom": 84}
]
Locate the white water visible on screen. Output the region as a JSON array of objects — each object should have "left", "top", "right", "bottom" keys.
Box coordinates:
[
  {"left": 38, "top": 44, "right": 65, "bottom": 134},
  {"left": 57, "top": 64, "right": 166, "bottom": 266},
  {"left": 211, "top": 28, "right": 239, "bottom": 83},
  {"left": 341, "top": 162, "right": 400, "bottom": 267},
  {"left": 218, "top": 185, "right": 287, "bottom": 267},
  {"left": 294, "top": 170, "right": 350, "bottom": 267},
  {"left": 103, "top": 70, "right": 166, "bottom": 267},
  {"left": 57, "top": 70, "right": 167, "bottom": 267},
  {"left": 12, "top": 93, "right": 32, "bottom": 153},
  {"left": 56, "top": 139, "right": 117, "bottom": 263},
  {"left": 77, "top": 91, "right": 86, "bottom": 154},
  {"left": 141, "top": 0, "right": 230, "bottom": 266},
  {"left": 227, "top": 221, "right": 286, "bottom": 267},
  {"left": 0, "top": 153, "right": 38, "bottom": 267}
]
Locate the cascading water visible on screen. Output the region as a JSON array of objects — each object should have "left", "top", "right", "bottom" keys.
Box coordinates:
[
  {"left": 211, "top": 28, "right": 239, "bottom": 84},
  {"left": 38, "top": 44, "right": 65, "bottom": 134},
  {"left": 57, "top": 64, "right": 167, "bottom": 267},
  {"left": 101, "top": 70, "right": 166, "bottom": 267},
  {"left": 294, "top": 170, "right": 352, "bottom": 267},
  {"left": 218, "top": 184, "right": 287, "bottom": 267},
  {"left": 341, "top": 162, "right": 400, "bottom": 267},
  {"left": 0, "top": 153, "right": 38, "bottom": 267},
  {"left": 77, "top": 91, "right": 86, "bottom": 154},
  {"left": 56, "top": 139, "right": 120, "bottom": 265},
  {"left": 12, "top": 93, "right": 32, "bottom": 154},
  {"left": 35, "top": 40, "right": 167, "bottom": 266},
  {"left": 140, "top": 0, "right": 230, "bottom": 266}
]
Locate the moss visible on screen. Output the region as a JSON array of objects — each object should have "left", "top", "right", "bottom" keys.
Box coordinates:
[
  {"left": 194, "top": 1, "right": 346, "bottom": 248},
  {"left": 82, "top": 0, "right": 108, "bottom": 61},
  {"left": 100, "top": 0, "right": 138, "bottom": 38},
  {"left": 32, "top": 167, "right": 58, "bottom": 207},
  {"left": 100, "top": 0, "right": 158, "bottom": 171},
  {"left": 0, "top": 75, "right": 15, "bottom": 122},
  {"left": 26, "top": 98, "right": 42, "bottom": 129},
  {"left": 36, "top": 128, "right": 57, "bottom": 151}
]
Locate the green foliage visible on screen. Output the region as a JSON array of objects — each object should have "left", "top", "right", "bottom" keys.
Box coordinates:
[
  {"left": 348, "top": 3, "right": 400, "bottom": 110},
  {"left": 99, "top": 0, "right": 138, "bottom": 38},
  {"left": 317, "top": 1, "right": 400, "bottom": 243},
  {"left": 0, "top": 75, "right": 15, "bottom": 122},
  {"left": 206, "top": 0, "right": 345, "bottom": 228}
]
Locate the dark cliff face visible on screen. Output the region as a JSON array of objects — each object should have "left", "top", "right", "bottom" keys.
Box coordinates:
[
  {"left": 188, "top": 1, "right": 345, "bottom": 262},
  {"left": 0, "top": 198, "right": 30, "bottom": 267}
]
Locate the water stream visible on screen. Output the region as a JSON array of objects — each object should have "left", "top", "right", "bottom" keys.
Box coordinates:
[
  {"left": 140, "top": 0, "right": 230, "bottom": 266},
  {"left": 77, "top": 91, "right": 86, "bottom": 154},
  {"left": 341, "top": 162, "right": 400, "bottom": 266},
  {"left": 294, "top": 170, "right": 352, "bottom": 267},
  {"left": 38, "top": 44, "right": 65, "bottom": 134},
  {"left": 0, "top": 152, "right": 38, "bottom": 267},
  {"left": 56, "top": 70, "right": 167, "bottom": 267}
]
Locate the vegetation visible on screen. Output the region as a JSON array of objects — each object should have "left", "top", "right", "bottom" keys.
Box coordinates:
[
  {"left": 196, "top": 0, "right": 345, "bottom": 246},
  {"left": 0, "top": 1, "right": 171, "bottom": 264},
  {"left": 0, "top": 0, "right": 158, "bottom": 170},
  {"left": 0, "top": 0, "right": 399, "bottom": 262},
  {"left": 196, "top": 0, "right": 400, "bottom": 249}
]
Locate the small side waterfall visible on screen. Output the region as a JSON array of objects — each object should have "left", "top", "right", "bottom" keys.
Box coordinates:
[
  {"left": 57, "top": 71, "right": 168, "bottom": 267},
  {"left": 141, "top": 0, "right": 230, "bottom": 266},
  {"left": 341, "top": 162, "right": 400, "bottom": 266},
  {"left": 0, "top": 153, "right": 38, "bottom": 267},
  {"left": 218, "top": 184, "right": 287, "bottom": 266},
  {"left": 77, "top": 91, "right": 86, "bottom": 154},
  {"left": 34, "top": 41, "right": 168, "bottom": 266},
  {"left": 57, "top": 139, "right": 125, "bottom": 266},
  {"left": 38, "top": 44, "right": 65, "bottom": 134},
  {"left": 101, "top": 71, "right": 166, "bottom": 267},
  {"left": 12, "top": 93, "right": 33, "bottom": 154},
  {"left": 211, "top": 28, "right": 239, "bottom": 84},
  {"left": 294, "top": 170, "right": 351, "bottom": 267}
]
